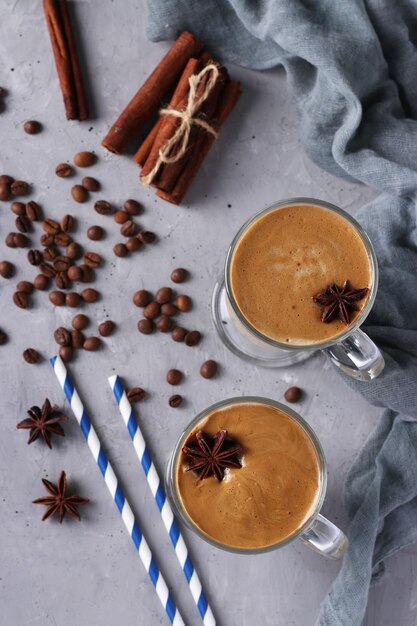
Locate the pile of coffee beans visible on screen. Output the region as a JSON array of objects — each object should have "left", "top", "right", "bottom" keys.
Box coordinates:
[
  {"left": 112, "top": 199, "right": 156, "bottom": 258},
  {"left": 52, "top": 313, "right": 115, "bottom": 362}
]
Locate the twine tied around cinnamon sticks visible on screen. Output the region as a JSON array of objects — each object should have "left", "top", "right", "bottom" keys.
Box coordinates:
[{"left": 140, "top": 64, "right": 219, "bottom": 186}]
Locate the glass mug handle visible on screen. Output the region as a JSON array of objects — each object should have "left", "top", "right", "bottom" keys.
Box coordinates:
[
  {"left": 299, "top": 513, "right": 348, "bottom": 559},
  {"left": 323, "top": 328, "right": 385, "bottom": 381}
]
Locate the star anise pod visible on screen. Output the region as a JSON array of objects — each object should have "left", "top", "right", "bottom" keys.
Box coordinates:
[
  {"left": 182, "top": 429, "right": 242, "bottom": 482},
  {"left": 33, "top": 471, "right": 89, "bottom": 523},
  {"left": 17, "top": 398, "right": 68, "bottom": 449},
  {"left": 313, "top": 280, "right": 369, "bottom": 325}
]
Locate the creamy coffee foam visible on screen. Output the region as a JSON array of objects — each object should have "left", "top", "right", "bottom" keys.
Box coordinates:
[
  {"left": 230, "top": 204, "right": 372, "bottom": 344},
  {"left": 176, "top": 402, "right": 320, "bottom": 550}
]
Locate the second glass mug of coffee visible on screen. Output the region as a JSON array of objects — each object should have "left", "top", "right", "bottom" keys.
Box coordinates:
[{"left": 212, "top": 197, "right": 385, "bottom": 381}]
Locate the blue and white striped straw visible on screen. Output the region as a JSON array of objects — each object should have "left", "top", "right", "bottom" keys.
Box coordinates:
[
  {"left": 50, "top": 356, "right": 185, "bottom": 626},
  {"left": 108, "top": 375, "right": 216, "bottom": 626}
]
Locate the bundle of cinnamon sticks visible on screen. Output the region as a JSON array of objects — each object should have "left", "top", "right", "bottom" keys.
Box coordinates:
[{"left": 102, "top": 32, "right": 241, "bottom": 205}]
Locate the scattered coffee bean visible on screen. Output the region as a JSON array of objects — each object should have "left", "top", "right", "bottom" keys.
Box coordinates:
[
  {"left": 0, "top": 260, "right": 14, "bottom": 278},
  {"left": 5, "top": 233, "right": 17, "bottom": 248},
  {"left": 175, "top": 295, "right": 192, "bottom": 312},
  {"left": 43, "top": 246, "right": 58, "bottom": 262},
  {"left": 66, "top": 241, "right": 83, "bottom": 260},
  {"left": 185, "top": 330, "right": 201, "bottom": 346},
  {"left": 74, "top": 151, "right": 96, "bottom": 167},
  {"left": 87, "top": 225, "right": 104, "bottom": 241},
  {"left": 113, "top": 243, "right": 128, "bottom": 257},
  {"left": 82, "top": 176, "right": 99, "bottom": 191},
  {"left": 98, "top": 320, "right": 115, "bottom": 337},
  {"left": 127, "top": 387, "right": 146, "bottom": 402},
  {"left": 66, "top": 292, "right": 82, "bottom": 307},
  {"left": 53, "top": 255, "right": 72, "bottom": 272},
  {"left": 138, "top": 231, "right": 156, "bottom": 244},
  {"left": 49, "top": 290, "right": 65, "bottom": 306},
  {"left": 83, "top": 252, "right": 101, "bottom": 268},
  {"left": 61, "top": 214, "right": 74, "bottom": 232},
  {"left": 94, "top": 199, "right": 113, "bottom": 215},
  {"left": 124, "top": 199, "right": 142, "bottom": 215},
  {"left": 137, "top": 319, "right": 153, "bottom": 334},
  {"left": 0, "top": 329, "right": 8, "bottom": 345},
  {"left": 40, "top": 233, "right": 55, "bottom": 247},
  {"left": 55, "top": 272, "right": 70, "bottom": 290},
  {"left": 83, "top": 336, "right": 101, "bottom": 351},
  {"left": 23, "top": 120, "right": 42, "bottom": 134},
  {"left": 71, "top": 330, "right": 84, "bottom": 349},
  {"left": 15, "top": 214, "right": 31, "bottom": 233},
  {"left": 39, "top": 262, "right": 56, "bottom": 278},
  {"left": 34, "top": 274, "right": 49, "bottom": 290},
  {"left": 67, "top": 265, "right": 83, "bottom": 281},
  {"left": 15, "top": 233, "right": 29, "bottom": 248},
  {"left": 71, "top": 184, "right": 88, "bottom": 203},
  {"left": 167, "top": 369, "right": 182, "bottom": 385},
  {"left": 17, "top": 280, "right": 34, "bottom": 294},
  {"left": 0, "top": 174, "right": 13, "bottom": 185},
  {"left": 72, "top": 314, "right": 89, "bottom": 330},
  {"left": 0, "top": 182, "right": 10, "bottom": 201},
  {"left": 55, "top": 162, "right": 73, "bottom": 178},
  {"left": 54, "top": 327, "right": 71, "bottom": 346},
  {"left": 59, "top": 345, "right": 73, "bottom": 362},
  {"left": 133, "top": 289, "right": 151, "bottom": 307},
  {"left": 155, "top": 287, "right": 172, "bottom": 304},
  {"left": 114, "top": 210, "right": 129, "bottom": 224},
  {"left": 27, "top": 249, "right": 43, "bottom": 266},
  {"left": 23, "top": 348, "right": 40, "bottom": 363},
  {"left": 171, "top": 268, "right": 188, "bottom": 284},
  {"left": 200, "top": 360, "right": 218, "bottom": 379},
  {"left": 11, "top": 201, "right": 25, "bottom": 216},
  {"left": 80, "top": 264, "right": 94, "bottom": 282},
  {"left": 171, "top": 327, "right": 187, "bottom": 342},
  {"left": 161, "top": 303, "right": 177, "bottom": 317},
  {"left": 42, "top": 218, "right": 60, "bottom": 235},
  {"left": 10, "top": 180, "right": 29, "bottom": 196},
  {"left": 120, "top": 220, "right": 137, "bottom": 237},
  {"left": 126, "top": 237, "right": 142, "bottom": 252},
  {"left": 13, "top": 291, "right": 29, "bottom": 309},
  {"left": 81, "top": 287, "right": 99, "bottom": 303},
  {"left": 156, "top": 315, "right": 172, "bottom": 332},
  {"left": 169, "top": 394, "right": 182, "bottom": 408},
  {"left": 143, "top": 301, "right": 160, "bottom": 320},
  {"left": 25, "top": 200, "right": 42, "bottom": 221},
  {"left": 54, "top": 232, "right": 72, "bottom": 247},
  {"left": 284, "top": 386, "right": 302, "bottom": 403}
]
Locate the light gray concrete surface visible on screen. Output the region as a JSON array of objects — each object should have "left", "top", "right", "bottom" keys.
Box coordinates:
[{"left": 1, "top": 2, "right": 416, "bottom": 626}]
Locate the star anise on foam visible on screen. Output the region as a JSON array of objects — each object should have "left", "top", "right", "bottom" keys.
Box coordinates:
[
  {"left": 182, "top": 429, "right": 242, "bottom": 482},
  {"left": 312, "top": 281, "right": 369, "bottom": 325},
  {"left": 17, "top": 398, "right": 68, "bottom": 449},
  {"left": 33, "top": 471, "right": 89, "bottom": 523}
]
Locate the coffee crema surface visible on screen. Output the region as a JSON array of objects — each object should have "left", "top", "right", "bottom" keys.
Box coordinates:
[
  {"left": 230, "top": 204, "right": 372, "bottom": 344},
  {"left": 176, "top": 402, "right": 320, "bottom": 550}
]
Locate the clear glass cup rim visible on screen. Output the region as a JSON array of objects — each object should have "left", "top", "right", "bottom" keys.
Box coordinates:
[
  {"left": 224, "top": 197, "right": 379, "bottom": 351},
  {"left": 167, "top": 396, "right": 328, "bottom": 555}
]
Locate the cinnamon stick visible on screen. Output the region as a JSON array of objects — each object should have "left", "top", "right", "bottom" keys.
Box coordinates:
[
  {"left": 43, "top": 0, "right": 88, "bottom": 121},
  {"left": 133, "top": 118, "right": 163, "bottom": 166},
  {"left": 102, "top": 32, "right": 203, "bottom": 155}
]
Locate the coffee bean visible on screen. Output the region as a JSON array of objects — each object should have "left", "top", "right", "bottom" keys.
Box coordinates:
[
  {"left": 66, "top": 242, "right": 82, "bottom": 260},
  {"left": 0, "top": 182, "right": 10, "bottom": 201},
  {"left": 11, "top": 180, "right": 29, "bottom": 196},
  {"left": 54, "top": 232, "right": 72, "bottom": 247},
  {"left": 87, "top": 225, "right": 104, "bottom": 241},
  {"left": 61, "top": 214, "right": 74, "bottom": 232},
  {"left": 27, "top": 249, "right": 43, "bottom": 266},
  {"left": 83, "top": 336, "right": 101, "bottom": 351},
  {"left": 55, "top": 162, "right": 73, "bottom": 178},
  {"left": 161, "top": 303, "right": 177, "bottom": 317},
  {"left": 284, "top": 386, "right": 302, "bottom": 403},
  {"left": 16, "top": 280, "right": 34, "bottom": 294},
  {"left": 11, "top": 201, "right": 25, "bottom": 216},
  {"left": 83, "top": 252, "right": 101, "bottom": 268},
  {"left": 0, "top": 260, "right": 14, "bottom": 278},
  {"left": 81, "top": 287, "right": 99, "bottom": 303},
  {"left": 200, "top": 360, "right": 218, "bottom": 379},
  {"left": 175, "top": 295, "right": 192, "bottom": 312},
  {"left": 171, "top": 268, "right": 188, "bottom": 284},
  {"left": 114, "top": 210, "right": 129, "bottom": 224},
  {"left": 42, "top": 219, "right": 60, "bottom": 235},
  {"left": 49, "top": 290, "right": 65, "bottom": 306},
  {"left": 40, "top": 234, "right": 55, "bottom": 247},
  {"left": 156, "top": 315, "right": 172, "bottom": 332},
  {"left": 66, "top": 292, "right": 82, "bottom": 307},
  {"left": 0, "top": 175, "right": 13, "bottom": 185},
  {"left": 82, "top": 176, "right": 99, "bottom": 191},
  {"left": 15, "top": 233, "right": 29, "bottom": 248},
  {"left": 127, "top": 387, "right": 145, "bottom": 402},
  {"left": 34, "top": 274, "right": 49, "bottom": 290},
  {"left": 43, "top": 246, "right": 58, "bottom": 262},
  {"left": 80, "top": 264, "right": 94, "bottom": 282},
  {"left": 94, "top": 199, "right": 113, "bottom": 215},
  {"left": 138, "top": 231, "right": 156, "bottom": 244},
  {"left": 55, "top": 272, "right": 70, "bottom": 290},
  {"left": 169, "top": 394, "right": 182, "bottom": 408},
  {"left": 133, "top": 289, "right": 151, "bottom": 307},
  {"left": 98, "top": 320, "right": 115, "bottom": 337},
  {"left": 74, "top": 151, "right": 96, "bottom": 167},
  {"left": 67, "top": 265, "right": 83, "bottom": 281},
  {"left": 23, "top": 120, "right": 42, "bottom": 134},
  {"left": 143, "top": 301, "right": 160, "bottom": 320},
  {"left": 124, "top": 199, "right": 142, "bottom": 216},
  {"left": 113, "top": 243, "right": 128, "bottom": 257},
  {"left": 126, "top": 237, "right": 142, "bottom": 252},
  {"left": 54, "top": 327, "right": 71, "bottom": 346},
  {"left": 0, "top": 329, "right": 8, "bottom": 345},
  {"left": 5, "top": 233, "right": 16, "bottom": 248},
  {"left": 53, "top": 255, "right": 72, "bottom": 272},
  {"left": 166, "top": 369, "right": 182, "bottom": 385},
  {"left": 120, "top": 220, "right": 137, "bottom": 237},
  {"left": 23, "top": 348, "right": 40, "bottom": 363},
  {"left": 185, "top": 330, "right": 201, "bottom": 346},
  {"left": 71, "top": 184, "right": 88, "bottom": 203},
  {"left": 137, "top": 319, "right": 153, "bottom": 334},
  {"left": 72, "top": 314, "right": 89, "bottom": 330},
  {"left": 171, "top": 327, "right": 187, "bottom": 342},
  {"left": 155, "top": 287, "right": 172, "bottom": 305},
  {"left": 15, "top": 215, "right": 31, "bottom": 233},
  {"left": 39, "top": 262, "right": 56, "bottom": 278},
  {"left": 59, "top": 345, "right": 73, "bottom": 362},
  {"left": 25, "top": 200, "right": 42, "bottom": 221},
  {"left": 71, "top": 329, "right": 84, "bottom": 349},
  {"left": 13, "top": 291, "right": 29, "bottom": 308}
]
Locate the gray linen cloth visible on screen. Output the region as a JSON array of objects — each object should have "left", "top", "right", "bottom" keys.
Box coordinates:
[{"left": 147, "top": 1, "right": 417, "bottom": 624}]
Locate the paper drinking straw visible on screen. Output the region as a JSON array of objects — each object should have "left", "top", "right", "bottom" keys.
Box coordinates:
[
  {"left": 50, "top": 356, "right": 185, "bottom": 626},
  {"left": 108, "top": 375, "right": 216, "bottom": 626}
]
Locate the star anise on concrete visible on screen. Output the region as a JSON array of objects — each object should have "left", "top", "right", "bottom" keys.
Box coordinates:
[
  {"left": 33, "top": 471, "right": 89, "bottom": 523},
  {"left": 17, "top": 398, "right": 68, "bottom": 449},
  {"left": 312, "top": 280, "right": 369, "bottom": 325},
  {"left": 182, "top": 429, "right": 242, "bottom": 481}
]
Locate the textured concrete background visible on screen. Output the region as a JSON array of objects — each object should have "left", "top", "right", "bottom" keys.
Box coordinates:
[{"left": 1, "top": 1, "right": 416, "bottom": 625}]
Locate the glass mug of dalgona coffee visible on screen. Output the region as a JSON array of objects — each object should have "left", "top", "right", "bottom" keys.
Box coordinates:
[
  {"left": 166, "top": 397, "right": 347, "bottom": 558},
  {"left": 212, "top": 197, "right": 384, "bottom": 380}
]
